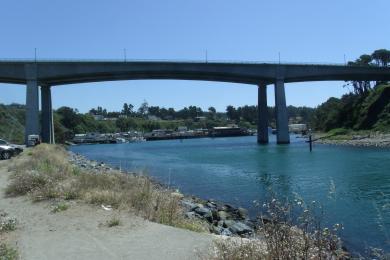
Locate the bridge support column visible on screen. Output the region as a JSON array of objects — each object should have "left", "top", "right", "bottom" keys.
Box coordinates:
[
  {"left": 257, "top": 83, "right": 268, "bottom": 144},
  {"left": 41, "top": 85, "right": 54, "bottom": 144},
  {"left": 25, "top": 80, "right": 40, "bottom": 145},
  {"left": 274, "top": 79, "right": 290, "bottom": 144}
]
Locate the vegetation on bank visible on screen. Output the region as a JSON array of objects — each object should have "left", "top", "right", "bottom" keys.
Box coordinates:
[
  {"left": 202, "top": 197, "right": 347, "bottom": 260},
  {"left": 5, "top": 144, "right": 207, "bottom": 233},
  {"left": 0, "top": 103, "right": 25, "bottom": 144},
  {"left": 0, "top": 243, "right": 18, "bottom": 260},
  {"left": 311, "top": 84, "right": 390, "bottom": 133},
  {"left": 0, "top": 212, "right": 18, "bottom": 260},
  {"left": 310, "top": 49, "right": 390, "bottom": 134}
]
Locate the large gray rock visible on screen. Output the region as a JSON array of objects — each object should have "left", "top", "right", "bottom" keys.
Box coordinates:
[
  {"left": 237, "top": 207, "right": 248, "bottom": 219},
  {"left": 217, "top": 211, "right": 230, "bottom": 220},
  {"left": 194, "top": 207, "right": 211, "bottom": 216},
  {"left": 181, "top": 200, "right": 198, "bottom": 211},
  {"left": 229, "top": 222, "right": 253, "bottom": 235},
  {"left": 185, "top": 211, "right": 196, "bottom": 219},
  {"left": 221, "top": 228, "right": 233, "bottom": 236},
  {"left": 211, "top": 209, "right": 218, "bottom": 220},
  {"left": 206, "top": 201, "right": 217, "bottom": 208},
  {"left": 223, "top": 220, "right": 236, "bottom": 228},
  {"left": 194, "top": 207, "right": 213, "bottom": 222},
  {"left": 210, "top": 225, "right": 223, "bottom": 235}
]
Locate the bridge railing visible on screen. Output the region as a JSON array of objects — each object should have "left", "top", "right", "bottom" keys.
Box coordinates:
[{"left": 0, "top": 57, "right": 385, "bottom": 67}]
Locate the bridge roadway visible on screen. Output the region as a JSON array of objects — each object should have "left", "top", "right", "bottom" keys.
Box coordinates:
[{"left": 1, "top": 59, "right": 390, "bottom": 145}]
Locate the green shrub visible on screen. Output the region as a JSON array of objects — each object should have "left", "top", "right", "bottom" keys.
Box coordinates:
[
  {"left": 327, "top": 128, "right": 349, "bottom": 136},
  {"left": 0, "top": 243, "right": 18, "bottom": 260},
  {"left": 0, "top": 218, "right": 17, "bottom": 233},
  {"left": 106, "top": 217, "right": 121, "bottom": 227},
  {"left": 51, "top": 202, "right": 69, "bottom": 213}
]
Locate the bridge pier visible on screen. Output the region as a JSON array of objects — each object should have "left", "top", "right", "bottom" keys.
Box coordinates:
[
  {"left": 274, "top": 79, "right": 290, "bottom": 144},
  {"left": 25, "top": 80, "right": 40, "bottom": 145},
  {"left": 257, "top": 83, "right": 268, "bottom": 144},
  {"left": 41, "top": 85, "right": 55, "bottom": 144}
]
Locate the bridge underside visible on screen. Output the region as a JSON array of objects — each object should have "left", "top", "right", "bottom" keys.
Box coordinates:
[{"left": 0, "top": 60, "right": 389, "bottom": 145}]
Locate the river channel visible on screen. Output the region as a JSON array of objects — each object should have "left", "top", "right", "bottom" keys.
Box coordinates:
[{"left": 70, "top": 135, "right": 390, "bottom": 254}]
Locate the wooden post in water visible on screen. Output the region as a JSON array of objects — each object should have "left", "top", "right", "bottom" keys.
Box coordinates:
[{"left": 309, "top": 134, "right": 312, "bottom": 152}]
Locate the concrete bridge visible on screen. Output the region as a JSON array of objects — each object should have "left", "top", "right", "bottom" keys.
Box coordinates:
[{"left": 1, "top": 59, "right": 390, "bottom": 145}]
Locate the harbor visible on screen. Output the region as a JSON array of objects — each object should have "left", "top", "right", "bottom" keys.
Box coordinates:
[{"left": 70, "top": 125, "right": 256, "bottom": 144}]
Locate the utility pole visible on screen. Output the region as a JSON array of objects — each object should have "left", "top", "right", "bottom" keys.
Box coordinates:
[
  {"left": 343, "top": 54, "right": 346, "bottom": 65},
  {"left": 124, "top": 48, "right": 127, "bottom": 62},
  {"left": 278, "top": 52, "right": 281, "bottom": 64},
  {"left": 205, "top": 50, "right": 208, "bottom": 63},
  {"left": 34, "top": 48, "right": 37, "bottom": 62}
]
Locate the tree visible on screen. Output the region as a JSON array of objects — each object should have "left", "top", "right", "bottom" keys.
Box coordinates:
[
  {"left": 148, "top": 106, "right": 161, "bottom": 117},
  {"left": 208, "top": 106, "right": 216, "bottom": 119},
  {"left": 122, "top": 103, "right": 134, "bottom": 116},
  {"left": 346, "top": 54, "right": 374, "bottom": 95},
  {"left": 372, "top": 49, "right": 390, "bottom": 67},
  {"left": 188, "top": 106, "right": 198, "bottom": 119},
  {"left": 358, "top": 54, "right": 372, "bottom": 65},
  {"left": 122, "top": 103, "right": 129, "bottom": 115},
  {"left": 226, "top": 105, "right": 238, "bottom": 121},
  {"left": 138, "top": 100, "right": 149, "bottom": 117},
  {"left": 128, "top": 104, "right": 134, "bottom": 115},
  {"left": 240, "top": 105, "right": 257, "bottom": 124},
  {"left": 89, "top": 108, "right": 97, "bottom": 115},
  {"left": 56, "top": 106, "right": 81, "bottom": 130},
  {"left": 97, "top": 106, "right": 103, "bottom": 115}
]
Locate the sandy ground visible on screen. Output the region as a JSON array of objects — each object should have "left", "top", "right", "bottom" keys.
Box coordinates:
[{"left": 0, "top": 159, "right": 213, "bottom": 260}]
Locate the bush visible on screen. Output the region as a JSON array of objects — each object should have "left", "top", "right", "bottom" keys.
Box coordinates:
[
  {"left": 51, "top": 202, "right": 69, "bottom": 213},
  {"left": 203, "top": 238, "right": 266, "bottom": 260},
  {"left": 6, "top": 144, "right": 203, "bottom": 232},
  {"left": 202, "top": 196, "right": 346, "bottom": 260},
  {"left": 327, "top": 128, "right": 349, "bottom": 136},
  {"left": 0, "top": 243, "right": 18, "bottom": 260},
  {"left": 0, "top": 218, "right": 17, "bottom": 233},
  {"left": 106, "top": 217, "right": 121, "bottom": 227}
]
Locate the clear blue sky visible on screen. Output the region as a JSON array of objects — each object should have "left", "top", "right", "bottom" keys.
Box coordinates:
[{"left": 0, "top": 0, "right": 389, "bottom": 112}]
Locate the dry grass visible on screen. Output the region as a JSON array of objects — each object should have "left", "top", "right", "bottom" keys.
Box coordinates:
[
  {"left": 5, "top": 144, "right": 206, "bottom": 232},
  {"left": 202, "top": 238, "right": 267, "bottom": 260},
  {"left": 202, "top": 197, "right": 348, "bottom": 260}
]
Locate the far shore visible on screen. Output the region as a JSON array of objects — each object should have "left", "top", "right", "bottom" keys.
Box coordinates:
[{"left": 313, "top": 132, "right": 390, "bottom": 148}]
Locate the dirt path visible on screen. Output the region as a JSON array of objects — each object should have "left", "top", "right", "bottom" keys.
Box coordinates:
[{"left": 0, "top": 159, "right": 213, "bottom": 260}]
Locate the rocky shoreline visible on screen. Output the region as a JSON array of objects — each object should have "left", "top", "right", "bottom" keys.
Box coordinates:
[
  {"left": 68, "top": 151, "right": 257, "bottom": 237},
  {"left": 314, "top": 133, "right": 390, "bottom": 148}
]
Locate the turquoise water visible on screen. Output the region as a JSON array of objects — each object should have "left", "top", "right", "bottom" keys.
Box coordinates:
[{"left": 70, "top": 135, "right": 390, "bottom": 254}]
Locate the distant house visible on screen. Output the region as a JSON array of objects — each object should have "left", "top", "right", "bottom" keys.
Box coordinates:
[
  {"left": 148, "top": 115, "right": 161, "bottom": 121},
  {"left": 177, "top": 126, "right": 188, "bottom": 132},
  {"left": 194, "top": 116, "right": 207, "bottom": 122},
  {"left": 288, "top": 124, "right": 307, "bottom": 133},
  {"left": 92, "top": 115, "right": 104, "bottom": 121},
  {"left": 103, "top": 117, "right": 117, "bottom": 121}
]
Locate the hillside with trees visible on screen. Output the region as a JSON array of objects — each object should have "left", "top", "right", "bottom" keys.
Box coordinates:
[
  {"left": 0, "top": 102, "right": 314, "bottom": 144},
  {"left": 311, "top": 49, "right": 390, "bottom": 132}
]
